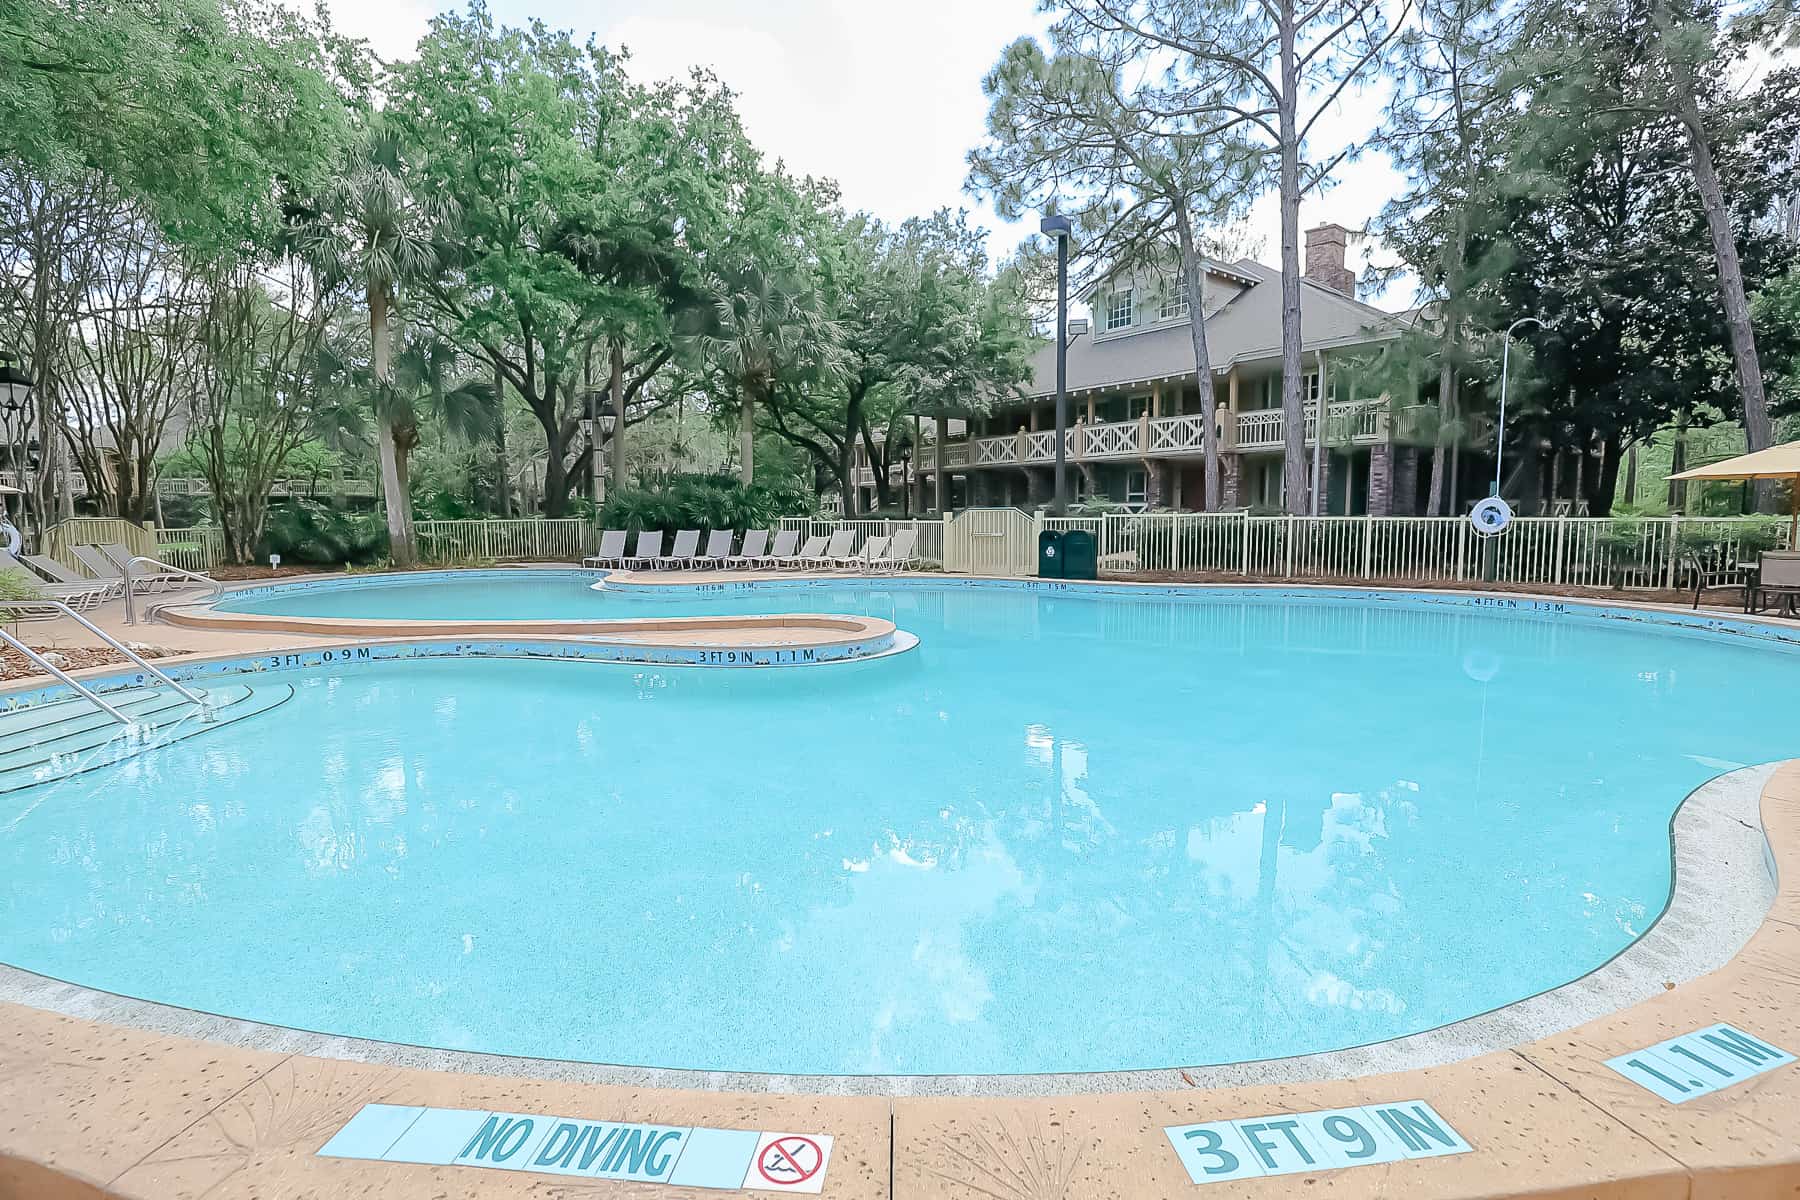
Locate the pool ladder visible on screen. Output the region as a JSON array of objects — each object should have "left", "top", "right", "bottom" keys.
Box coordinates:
[{"left": 0, "top": 598, "right": 213, "bottom": 724}]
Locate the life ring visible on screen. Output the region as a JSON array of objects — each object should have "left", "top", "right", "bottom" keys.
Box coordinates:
[
  {"left": 1469, "top": 496, "right": 1513, "bottom": 537},
  {"left": 0, "top": 520, "right": 20, "bottom": 558}
]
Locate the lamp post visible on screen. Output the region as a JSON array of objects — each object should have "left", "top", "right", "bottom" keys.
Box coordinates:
[
  {"left": 1493, "top": 316, "right": 1541, "bottom": 498},
  {"left": 899, "top": 439, "right": 914, "bottom": 519},
  {"left": 1040, "top": 214, "right": 1073, "bottom": 516},
  {"left": 0, "top": 349, "right": 34, "bottom": 535}
]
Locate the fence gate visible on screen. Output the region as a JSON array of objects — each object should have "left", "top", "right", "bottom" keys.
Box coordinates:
[{"left": 943, "top": 507, "right": 1039, "bottom": 575}]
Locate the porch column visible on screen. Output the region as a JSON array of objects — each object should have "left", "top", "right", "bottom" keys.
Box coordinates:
[
  {"left": 1368, "top": 443, "right": 1395, "bottom": 516},
  {"left": 935, "top": 414, "right": 950, "bottom": 512}
]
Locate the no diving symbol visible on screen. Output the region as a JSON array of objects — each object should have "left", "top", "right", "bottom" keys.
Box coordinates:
[{"left": 757, "top": 1135, "right": 823, "bottom": 1186}]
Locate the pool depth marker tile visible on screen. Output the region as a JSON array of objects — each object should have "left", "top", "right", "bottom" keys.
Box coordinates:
[
  {"left": 1605, "top": 1022, "right": 1796, "bottom": 1104},
  {"left": 317, "top": 1102, "right": 834, "bottom": 1193},
  {"left": 1164, "top": 1100, "right": 1472, "bottom": 1185}
]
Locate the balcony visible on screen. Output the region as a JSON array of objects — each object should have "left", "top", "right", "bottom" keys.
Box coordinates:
[{"left": 931, "top": 399, "right": 1386, "bottom": 470}]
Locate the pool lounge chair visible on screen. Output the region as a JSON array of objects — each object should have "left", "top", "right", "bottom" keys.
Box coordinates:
[
  {"left": 851, "top": 535, "right": 890, "bottom": 572},
  {"left": 621, "top": 530, "right": 662, "bottom": 570},
  {"left": 754, "top": 529, "right": 799, "bottom": 568},
  {"left": 864, "top": 529, "right": 916, "bottom": 573},
  {"left": 723, "top": 529, "right": 770, "bottom": 568},
  {"left": 694, "top": 529, "right": 734, "bottom": 569},
  {"left": 773, "top": 534, "right": 827, "bottom": 569},
  {"left": 0, "top": 553, "right": 115, "bottom": 614},
  {"left": 804, "top": 530, "right": 857, "bottom": 570},
  {"left": 72, "top": 545, "right": 134, "bottom": 590},
  {"left": 1755, "top": 551, "right": 1800, "bottom": 615},
  {"left": 653, "top": 529, "right": 701, "bottom": 570},
  {"left": 583, "top": 529, "right": 629, "bottom": 568},
  {"left": 99, "top": 543, "right": 208, "bottom": 591}
]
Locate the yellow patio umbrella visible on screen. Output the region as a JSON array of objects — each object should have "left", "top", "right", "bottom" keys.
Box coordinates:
[{"left": 1669, "top": 439, "right": 1800, "bottom": 547}]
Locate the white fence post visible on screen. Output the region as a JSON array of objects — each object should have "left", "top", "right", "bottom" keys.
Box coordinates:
[
  {"left": 1284, "top": 515, "right": 1295, "bottom": 578},
  {"left": 1553, "top": 515, "right": 1567, "bottom": 585},
  {"left": 1665, "top": 514, "right": 1682, "bottom": 591},
  {"left": 1362, "top": 514, "right": 1374, "bottom": 580},
  {"left": 1240, "top": 513, "right": 1251, "bottom": 575}
]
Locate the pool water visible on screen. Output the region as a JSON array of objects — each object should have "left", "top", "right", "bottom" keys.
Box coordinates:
[{"left": 4, "top": 577, "right": 1795, "bottom": 1076}]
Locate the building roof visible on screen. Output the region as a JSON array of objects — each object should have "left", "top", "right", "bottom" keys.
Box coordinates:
[{"left": 1022, "top": 258, "right": 1404, "bottom": 400}]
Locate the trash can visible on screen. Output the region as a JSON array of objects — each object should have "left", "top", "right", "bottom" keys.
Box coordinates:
[
  {"left": 1037, "top": 529, "right": 1065, "bottom": 579},
  {"left": 1062, "top": 529, "right": 1098, "bottom": 580}
]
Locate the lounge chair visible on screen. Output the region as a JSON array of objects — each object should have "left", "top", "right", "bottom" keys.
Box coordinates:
[
  {"left": 28, "top": 551, "right": 124, "bottom": 601},
  {"left": 773, "top": 534, "right": 827, "bottom": 570},
  {"left": 99, "top": 543, "right": 207, "bottom": 591},
  {"left": 1754, "top": 550, "right": 1800, "bottom": 616},
  {"left": 72, "top": 545, "right": 132, "bottom": 588},
  {"left": 723, "top": 529, "right": 770, "bottom": 568},
  {"left": 653, "top": 529, "right": 700, "bottom": 570},
  {"left": 621, "top": 530, "right": 662, "bottom": 570},
  {"left": 804, "top": 530, "right": 856, "bottom": 570},
  {"left": 694, "top": 529, "right": 734, "bottom": 569},
  {"left": 883, "top": 528, "right": 920, "bottom": 572},
  {"left": 755, "top": 529, "right": 799, "bottom": 567},
  {"left": 0, "top": 553, "right": 114, "bottom": 614},
  {"left": 583, "top": 529, "right": 629, "bottom": 568},
  {"left": 851, "top": 535, "right": 890, "bottom": 572}
]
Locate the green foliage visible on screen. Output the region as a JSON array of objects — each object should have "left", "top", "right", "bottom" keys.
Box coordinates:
[
  {"left": 598, "top": 475, "right": 813, "bottom": 533},
  {"left": 0, "top": 568, "right": 46, "bottom": 602},
  {"left": 259, "top": 502, "right": 389, "bottom": 566},
  {"left": 0, "top": 0, "right": 364, "bottom": 253}
]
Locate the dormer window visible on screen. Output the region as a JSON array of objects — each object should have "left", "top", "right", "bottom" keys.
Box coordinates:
[
  {"left": 1160, "top": 276, "right": 1190, "bottom": 320},
  {"left": 1106, "top": 289, "right": 1134, "bottom": 331}
]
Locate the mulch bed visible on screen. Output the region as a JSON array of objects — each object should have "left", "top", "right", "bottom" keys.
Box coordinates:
[{"left": 1, "top": 642, "right": 177, "bottom": 682}]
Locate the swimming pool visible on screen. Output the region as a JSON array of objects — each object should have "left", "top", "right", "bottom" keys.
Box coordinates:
[{"left": 4, "top": 576, "right": 1796, "bottom": 1078}]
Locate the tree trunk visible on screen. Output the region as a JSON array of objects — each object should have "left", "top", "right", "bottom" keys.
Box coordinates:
[
  {"left": 738, "top": 390, "right": 755, "bottom": 486},
  {"left": 610, "top": 340, "right": 626, "bottom": 494},
  {"left": 1277, "top": 0, "right": 1307, "bottom": 514},
  {"left": 1427, "top": 362, "right": 1454, "bottom": 515},
  {"left": 492, "top": 356, "right": 510, "bottom": 517},
  {"left": 369, "top": 282, "right": 415, "bottom": 567},
  {"left": 1668, "top": 46, "right": 1774, "bottom": 508},
  {"left": 1174, "top": 205, "right": 1222, "bottom": 510},
  {"left": 1622, "top": 441, "right": 1638, "bottom": 507},
  {"left": 1668, "top": 424, "right": 1688, "bottom": 511},
  {"left": 1590, "top": 431, "right": 1622, "bottom": 518}
]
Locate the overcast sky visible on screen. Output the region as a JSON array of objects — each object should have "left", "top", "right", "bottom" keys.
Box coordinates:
[{"left": 322, "top": 0, "right": 1409, "bottom": 305}]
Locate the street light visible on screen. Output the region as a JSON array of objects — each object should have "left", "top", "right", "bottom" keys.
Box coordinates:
[
  {"left": 0, "top": 349, "right": 34, "bottom": 530},
  {"left": 1493, "top": 316, "right": 1542, "bottom": 498},
  {"left": 1040, "top": 214, "right": 1073, "bottom": 516},
  {"left": 898, "top": 437, "right": 914, "bottom": 519}
]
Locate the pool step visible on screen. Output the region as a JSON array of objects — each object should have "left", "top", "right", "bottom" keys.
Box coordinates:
[{"left": 0, "top": 683, "right": 295, "bottom": 794}]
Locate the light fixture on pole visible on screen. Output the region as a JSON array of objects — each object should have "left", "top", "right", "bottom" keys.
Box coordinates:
[
  {"left": 1039, "top": 214, "right": 1073, "bottom": 516},
  {"left": 1493, "top": 316, "right": 1542, "bottom": 499},
  {"left": 0, "top": 349, "right": 35, "bottom": 534},
  {"left": 899, "top": 437, "right": 914, "bottom": 519}
]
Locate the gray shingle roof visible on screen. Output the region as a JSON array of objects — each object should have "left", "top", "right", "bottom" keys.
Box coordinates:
[{"left": 1023, "top": 259, "right": 1404, "bottom": 399}]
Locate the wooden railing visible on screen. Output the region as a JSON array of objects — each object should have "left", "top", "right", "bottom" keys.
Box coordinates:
[{"left": 415, "top": 519, "right": 597, "bottom": 563}]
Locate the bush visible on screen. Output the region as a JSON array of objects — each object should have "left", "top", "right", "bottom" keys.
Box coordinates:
[
  {"left": 259, "top": 502, "right": 389, "bottom": 566},
  {"left": 0, "top": 568, "right": 46, "bottom": 601},
  {"left": 598, "top": 475, "right": 814, "bottom": 534}
]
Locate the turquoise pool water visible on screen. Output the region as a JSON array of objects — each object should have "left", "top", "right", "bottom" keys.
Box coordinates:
[{"left": 4, "top": 576, "right": 1796, "bottom": 1076}]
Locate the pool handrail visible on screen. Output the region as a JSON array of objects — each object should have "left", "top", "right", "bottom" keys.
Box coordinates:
[
  {"left": 0, "top": 596, "right": 213, "bottom": 722},
  {"left": 124, "top": 556, "right": 224, "bottom": 627}
]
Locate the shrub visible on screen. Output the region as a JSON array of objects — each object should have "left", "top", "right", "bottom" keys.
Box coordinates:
[
  {"left": 598, "top": 475, "right": 814, "bottom": 534},
  {"left": 259, "top": 502, "right": 390, "bottom": 566},
  {"left": 0, "top": 568, "right": 46, "bottom": 601}
]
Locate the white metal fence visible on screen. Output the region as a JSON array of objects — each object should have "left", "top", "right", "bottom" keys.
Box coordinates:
[
  {"left": 1035, "top": 512, "right": 1788, "bottom": 590},
  {"left": 39, "top": 512, "right": 1785, "bottom": 591}
]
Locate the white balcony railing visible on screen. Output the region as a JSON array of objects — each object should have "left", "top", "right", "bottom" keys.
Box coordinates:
[{"left": 937, "top": 400, "right": 1385, "bottom": 469}]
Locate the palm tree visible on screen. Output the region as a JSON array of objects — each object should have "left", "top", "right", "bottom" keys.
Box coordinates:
[
  {"left": 695, "top": 261, "right": 840, "bottom": 485},
  {"left": 300, "top": 127, "right": 449, "bottom": 566}
]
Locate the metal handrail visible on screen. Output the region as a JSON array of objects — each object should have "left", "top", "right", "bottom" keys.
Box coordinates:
[
  {"left": 0, "top": 625, "right": 134, "bottom": 723},
  {"left": 0, "top": 598, "right": 213, "bottom": 722},
  {"left": 123, "top": 555, "right": 224, "bottom": 626}
]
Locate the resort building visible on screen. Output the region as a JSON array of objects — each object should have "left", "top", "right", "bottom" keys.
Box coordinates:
[{"left": 855, "top": 224, "right": 1445, "bottom": 516}]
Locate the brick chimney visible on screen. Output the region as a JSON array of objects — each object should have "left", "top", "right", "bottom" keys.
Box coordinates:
[{"left": 1304, "top": 223, "right": 1355, "bottom": 297}]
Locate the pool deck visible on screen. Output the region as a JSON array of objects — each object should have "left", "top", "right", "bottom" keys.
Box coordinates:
[{"left": 4, "top": 572, "right": 1800, "bottom": 1198}]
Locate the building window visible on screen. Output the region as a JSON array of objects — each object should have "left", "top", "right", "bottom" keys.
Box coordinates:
[
  {"left": 1304, "top": 371, "right": 1321, "bottom": 404},
  {"left": 1106, "top": 289, "right": 1134, "bottom": 331},
  {"left": 1127, "top": 469, "right": 1149, "bottom": 507},
  {"left": 1160, "top": 276, "right": 1190, "bottom": 320},
  {"left": 1127, "top": 393, "right": 1151, "bottom": 419}
]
